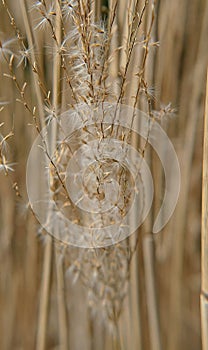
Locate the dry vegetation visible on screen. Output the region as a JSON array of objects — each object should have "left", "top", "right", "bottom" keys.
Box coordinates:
[{"left": 0, "top": 0, "right": 208, "bottom": 349}]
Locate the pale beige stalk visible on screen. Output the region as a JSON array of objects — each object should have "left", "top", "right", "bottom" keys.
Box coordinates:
[
  {"left": 17, "top": 3, "right": 53, "bottom": 350},
  {"left": 201, "top": 71, "right": 208, "bottom": 350},
  {"left": 143, "top": 235, "right": 162, "bottom": 350},
  {"left": 19, "top": 0, "right": 45, "bottom": 128},
  {"left": 35, "top": 236, "right": 52, "bottom": 350},
  {"left": 53, "top": 2, "right": 68, "bottom": 350}
]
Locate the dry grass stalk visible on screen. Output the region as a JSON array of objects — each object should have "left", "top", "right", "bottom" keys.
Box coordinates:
[
  {"left": 129, "top": 236, "right": 142, "bottom": 350},
  {"left": 19, "top": 0, "right": 45, "bottom": 126},
  {"left": 36, "top": 235, "right": 52, "bottom": 350},
  {"left": 143, "top": 235, "right": 162, "bottom": 350},
  {"left": 201, "top": 71, "right": 208, "bottom": 350},
  {"left": 55, "top": 249, "right": 69, "bottom": 350}
]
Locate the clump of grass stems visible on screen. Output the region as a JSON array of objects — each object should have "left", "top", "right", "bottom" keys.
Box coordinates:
[
  {"left": 0, "top": 1, "right": 161, "bottom": 348},
  {"left": 1, "top": 1, "right": 206, "bottom": 350}
]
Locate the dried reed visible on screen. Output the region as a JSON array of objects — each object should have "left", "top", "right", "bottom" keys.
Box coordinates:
[{"left": 201, "top": 71, "right": 208, "bottom": 350}]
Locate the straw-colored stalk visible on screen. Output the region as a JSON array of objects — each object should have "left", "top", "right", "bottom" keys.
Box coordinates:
[
  {"left": 51, "top": 3, "right": 69, "bottom": 349},
  {"left": 17, "top": 2, "right": 52, "bottom": 350},
  {"left": 201, "top": 71, "right": 208, "bottom": 350},
  {"left": 19, "top": 0, "right": 45, "bottom": 128},
  {"left": 143, "top": 235, "right": 162, "bottom": 350}
]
